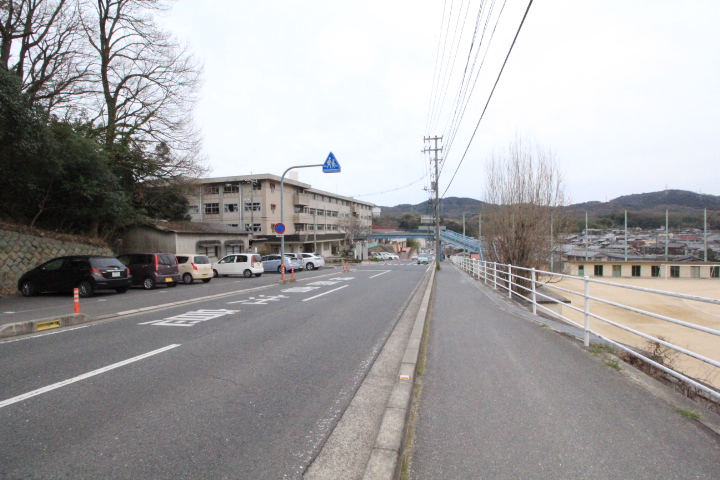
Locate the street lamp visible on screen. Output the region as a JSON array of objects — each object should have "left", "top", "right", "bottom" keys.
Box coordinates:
[{"left": 279, "top": 153, "right": 340, "bottom": 269}]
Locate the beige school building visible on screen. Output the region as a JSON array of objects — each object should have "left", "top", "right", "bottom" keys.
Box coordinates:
[{"left": 565, "top": 261, "right": 720, "bottom": 280}]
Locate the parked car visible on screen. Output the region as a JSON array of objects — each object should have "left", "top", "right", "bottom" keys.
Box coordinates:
[
  {"left": 18, "top": 256, "right": 132, "bottom": 298},
  {"left": 300, "top": 253, "right": 325, "bottom": 270},
  {"left": 117, "top": 253, "right": 181, "bottom": 289},
  {"left": 176, "top": 254, "right": 213, "bottom": 284},
  {"left": 370, "top": 253, "right": 383, "bottom": 261},
  {"left": 411, "top": 253, "right": 418, "bottom": 260},
  {"left": 213, "top": 254, "right": 264, "bottom": 278},
  {"left": 261, "top": 254, "right": 303, "bottom": 273},
  {"left": 417, "top": 254, "right": 429, "bottom": 265},
  {"left": 378, "top": 252, "right": 399, "bottom": 260},
  {"left": 282, "top": 253, "right": 305, "bottom": 271}
]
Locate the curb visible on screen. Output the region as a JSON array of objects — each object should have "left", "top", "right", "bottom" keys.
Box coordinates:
[
  {"left": 362, "top": 265, "right": 435, "bottom": 479},
  {"left": 0, "top": 313, "right": 91, "bottom": 339}
]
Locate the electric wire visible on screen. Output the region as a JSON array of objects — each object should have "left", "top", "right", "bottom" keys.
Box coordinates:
[
  {"left": 351, "top": 174, "right": 428, "bottom": 198},
  {"left": 443, "top": 0, "right": 507, "bottom": 162},
  {"left": 441, "top": 0, "right": 535, "bottom": 199},
  {"left": 426, "top": 0, "right": 454, "bottom": 134},
  {"left": 427, "top": 0, "right": 472, "bottom": 135},
  {"left": 424, "top": 0, "right": 450, "bottom": 134}
]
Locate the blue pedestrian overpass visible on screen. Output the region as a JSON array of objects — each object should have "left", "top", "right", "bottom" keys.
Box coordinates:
[{"left": 362, "top": 229, "right": 485, "bottom": 260}]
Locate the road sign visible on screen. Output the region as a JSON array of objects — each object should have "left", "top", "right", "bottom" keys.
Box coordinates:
[
  {"left": 275, "top": 223, "right": 286, "bottom": 234},
  {"left": 323, "top": 152, "right": 341, "bottom": 173}
]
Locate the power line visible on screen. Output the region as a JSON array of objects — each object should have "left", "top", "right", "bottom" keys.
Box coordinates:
[
  {"left": 351, "top": 174, "right": 428, "bottom": 198},
  {"left": 442, "top": 0, "right": 535, "bottom": 198}
]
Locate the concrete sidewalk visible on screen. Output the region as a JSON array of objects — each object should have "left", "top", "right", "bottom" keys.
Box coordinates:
[{"left": 408, "top": 264, "right": 720, "bottom": 479}]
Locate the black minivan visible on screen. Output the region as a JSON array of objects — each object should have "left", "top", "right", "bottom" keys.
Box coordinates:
[{"left": 18, "top": 256, "right": 132, "bottom": 298}]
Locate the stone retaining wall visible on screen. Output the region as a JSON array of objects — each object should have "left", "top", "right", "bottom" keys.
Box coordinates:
[{"left": 0, "top": 228, "right": 114, "bottom": 291}]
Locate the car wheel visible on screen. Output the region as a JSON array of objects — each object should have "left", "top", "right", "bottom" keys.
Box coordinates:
[
  {"left": 20, "top": 281, "right": 37, "bottom": 297},
  {"left": 277, "top": 266, "right": 284, "bottom": 274},
  {"left": 254, "top": 273, "right": 262, "bottom": 277},
  {"left": 78, "top": 281, "right": 94, "bottom": 298},
  {"left": 243, "top": 269, "right": 252, "bottom": 278},
  {"left": 213, "top": 269, "right": 218, "bottom": 278},
  {"left": 201, "top": 278, "right": 211, "bottom": 283},
  {"left": 167, "top": 282, "right": 177, "bottom": 288},
  {"left": 115, "top": 287, "right": 129, "bottom": 294},
  {"left": 306, "top": 263, "right": 314, "bottom": 271},
  {"left": 143, "top": 277, "right": 156, "bottom": 290},
  {"left": 182, "top": 273, "right": 194, "bottom": 285}
]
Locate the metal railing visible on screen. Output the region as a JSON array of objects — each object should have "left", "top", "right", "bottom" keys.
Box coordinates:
[{"left": 450, "top": 255, "right": 720, "bottom": 402}]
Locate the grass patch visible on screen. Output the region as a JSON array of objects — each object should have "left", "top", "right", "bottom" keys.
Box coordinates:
[
  {"left": 675, "top": 408, "right": 701, "bottom": 420},
  {"left": 604, "top": 360, "right": 621, "bottom": 370},
  {"left": 589, "top": 343, "right": 615, "bottom": 357}
]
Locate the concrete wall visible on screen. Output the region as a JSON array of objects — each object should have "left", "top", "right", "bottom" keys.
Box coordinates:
[{"left": 0, "top": 228, "right": 114, "bottom": 291}]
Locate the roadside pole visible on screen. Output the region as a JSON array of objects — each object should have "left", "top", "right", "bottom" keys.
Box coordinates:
[{"left": 280, "top": 153, "right": 341, "bottom": 269}]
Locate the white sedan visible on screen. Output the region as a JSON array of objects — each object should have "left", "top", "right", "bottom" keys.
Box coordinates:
[
  {"left": 301, "top": 253, "right": 325, "bottom": 270},
  {"left": 213, "top": 254, "right": 264, "bottom": 278}
]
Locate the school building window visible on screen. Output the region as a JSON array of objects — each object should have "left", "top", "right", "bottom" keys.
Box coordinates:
[
  {"left": 204, "top": 203, "right": 219, "bottom": 215},
  {"left": 612, "top": 265, "right": 621, "bottom": 277},
  {"left": 594, "top": 265, "right": 604, "bottom": 276},
  {"left": 651, "top": 266, "right": 661, "bottom": 277},
  {"left": 631, "top": 265, "right": 641, "bottom": 277},
  {"left": 670, "top": 266, "right": 680, "bottom": 278}
]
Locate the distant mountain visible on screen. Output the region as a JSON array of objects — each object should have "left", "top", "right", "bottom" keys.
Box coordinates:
[
  {"left": 568, "top": 190, "right": 720, "bottom": 214},
  {"left": 381, "top": 190, "right": 720, "bottom": 219},
  {"left": 380, "top": 197, "right": 484, "bottom": 218}
]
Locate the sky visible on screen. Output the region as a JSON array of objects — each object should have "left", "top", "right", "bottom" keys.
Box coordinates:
[{"left": 161, "top": 1, "right": 720, "bottom": 208}]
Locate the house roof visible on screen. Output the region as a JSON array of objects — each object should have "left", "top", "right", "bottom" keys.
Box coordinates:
[{"left": 134, "top": 220, "right": 249, "bottom": 235}]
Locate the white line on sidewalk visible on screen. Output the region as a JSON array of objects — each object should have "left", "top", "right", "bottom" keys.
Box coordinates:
[
  {"left": 302, "top": 285, "right": 349, "bottom": 302},
  {"left": 0, "top": 344, "right": 180, "bottom": 409}
]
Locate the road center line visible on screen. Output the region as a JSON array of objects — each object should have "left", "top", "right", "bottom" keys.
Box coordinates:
[
  {"left": 0, "top": 344, "right": 180, "bottom": 409},
  {"left": 302, "top": 285, "right": 349, "bottom": 302}
]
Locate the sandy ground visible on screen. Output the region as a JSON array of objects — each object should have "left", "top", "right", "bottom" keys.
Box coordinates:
[{"left": 539, "top": 276, "right": 720, "bottom": 389}]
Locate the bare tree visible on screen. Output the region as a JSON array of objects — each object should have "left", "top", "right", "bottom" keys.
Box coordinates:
[
  {"left": 339, "top": 215, "right": 371, "bottom": 249},
  {"left": 0, "top": 0, "right": 89, "bottom": 113},
  {"left": 482, "top": 136, "right": 570, "bottom": 286},
  {"left": 81, "top": 0, "right": 204, "bottom": 174}
]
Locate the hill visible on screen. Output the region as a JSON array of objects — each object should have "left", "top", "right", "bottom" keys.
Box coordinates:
[{"left": 378, "top": 190, "right": 720, "bottom": 231}]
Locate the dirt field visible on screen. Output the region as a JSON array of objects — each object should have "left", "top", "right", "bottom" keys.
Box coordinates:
[{"left": 541, "top": 276, "right": 720, "bottom": 390}]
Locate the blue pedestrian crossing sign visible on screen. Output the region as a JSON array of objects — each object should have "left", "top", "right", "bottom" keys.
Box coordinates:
[{"left": 323, "top": 152, "right": 341, "bottom": 173}]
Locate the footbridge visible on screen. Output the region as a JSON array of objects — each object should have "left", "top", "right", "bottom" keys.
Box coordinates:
[{"left": 363, "top": 229, "right": 485, "bottom": 259}]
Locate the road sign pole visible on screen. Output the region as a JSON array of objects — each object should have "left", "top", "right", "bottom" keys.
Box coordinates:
[{"left": 279, "top": 153, "right": 340, "bottom": 269}]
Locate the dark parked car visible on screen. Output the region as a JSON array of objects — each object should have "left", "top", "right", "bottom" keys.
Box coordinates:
[
  {"left": 18, "top": 256, "right": 132, "bottom": 298},
  {"left": 117, "top": 253, "right": 181, "bottom": 289}
]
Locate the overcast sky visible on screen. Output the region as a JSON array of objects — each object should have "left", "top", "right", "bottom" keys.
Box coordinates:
[{"left": 162, "top": 1, "right": 720, "bottom": 208}]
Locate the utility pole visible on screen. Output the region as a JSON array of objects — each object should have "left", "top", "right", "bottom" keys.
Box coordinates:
[{"left": 423, "top": 136, "right": 443, "bottom": 269}]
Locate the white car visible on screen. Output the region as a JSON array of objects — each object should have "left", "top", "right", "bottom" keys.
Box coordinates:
[
  {"left": 301, "top": 253, "right": 325, "bottom": 270},
  {"left": 176, "top": 254, "right": 213, "bottom": 284},
  {"left": 213, "top": 254, "right": 264, "bottom": 278}
]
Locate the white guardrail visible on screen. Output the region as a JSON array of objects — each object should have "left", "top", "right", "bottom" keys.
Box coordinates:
[{"left": 450, "top": 255, "right": 720, "bottom": 402}]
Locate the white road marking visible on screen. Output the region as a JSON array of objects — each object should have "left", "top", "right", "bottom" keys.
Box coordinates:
[
  {"left": 227, "top": 295, "right": 288, "bottom": 305},
  {"left": 3, "top": 311, "right": 16, "bottom": 314},
  {"left": 139, "top": 309, "right": 239, "bottom": 326},
  {"left": 369, "top": 270, "right": 391, "bottom": 278},
  {"left": 302, "top": 285, "right": 349, "bottom": 302},
  {"left": 307, "top": 281, "right": 341, "bottom": 286},
  {"left": 281, "top": 287, "right": 320, "bottom": 293},
  {"left": 0, "top": 344, "right": 180, "bottom": 409}
]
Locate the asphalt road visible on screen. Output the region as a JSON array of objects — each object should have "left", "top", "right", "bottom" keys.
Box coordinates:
[{"left": 0, "top": 262, "right": 428, "bottom": 479}]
